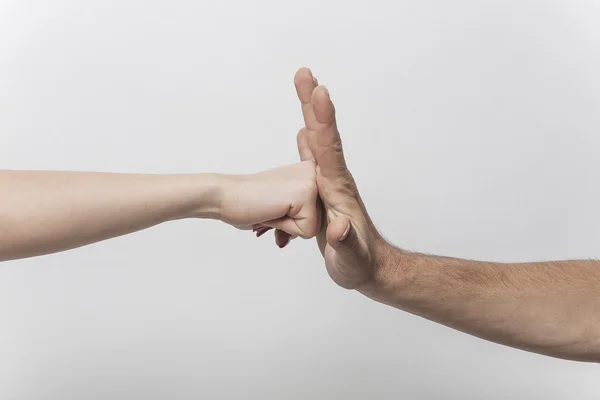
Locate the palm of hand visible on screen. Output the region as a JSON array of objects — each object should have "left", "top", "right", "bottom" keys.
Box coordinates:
[{"left": 315, "top": 171, "right": 373, "bottom": 289}]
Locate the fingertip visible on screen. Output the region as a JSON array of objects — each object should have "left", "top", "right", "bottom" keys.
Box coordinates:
[
  {"left": 297, "top": 127, "right": 314, "bottom": 161},
  {"left": 281, "top": 237, "right": 292, "bottom": 248},
  {"left": 277, "top": 235, "right": 292, "bottom": 248},
  {"left": 312, "top": 85, "right": 330, "bottom": 101},
  {"left": 256, "top": 227, "right": 271, "bottom": 238},
  {"left": 326, "top": 215, "right": 351, "bottom": 247},
  {"left": 296, "top": 66, "right": 312, "bottom": 75},
  {"left": 275, "top": 229, "right": 292, "bottom": 248},
  {"left": 295, "top": 69, "right": 319, "bottom": 106},
  {"left": 339, "top": 220, "right": 351, "bottom": 242},
  {"left": 295, "top": 67, "right": 315, "bottom": 87},
  {"left": 311, "top": 85, "right": 335, "bottom": 125}
]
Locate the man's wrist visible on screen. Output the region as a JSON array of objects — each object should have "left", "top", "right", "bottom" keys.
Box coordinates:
[{"left": 358, "top": 238, "right": 415, "bottom": 301}]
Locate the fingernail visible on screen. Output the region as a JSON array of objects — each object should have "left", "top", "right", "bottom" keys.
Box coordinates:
[
  {"left": 339, "top": 222, "right": 351, "bottom": 242},
  {"left": 256, "top": 228, "right": 268, "bottom": 238},
  {"left": 279, "top": 236, "right": 292, "bottom": 248},
  {"left": 313, "top": 76, "right": 318, "bottom": 86}
]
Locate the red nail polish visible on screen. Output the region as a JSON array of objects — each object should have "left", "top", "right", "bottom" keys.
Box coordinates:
[
  {"left": 279, "top": 237, "right": 291, "bottom": 248},
  {"left": 256, "top": 229, "right": 268, "bottom": 238}
]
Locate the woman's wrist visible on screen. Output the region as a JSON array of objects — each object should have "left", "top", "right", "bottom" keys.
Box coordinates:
[{"left": 172, "top": 173, "right": 229, "bottom": 221}]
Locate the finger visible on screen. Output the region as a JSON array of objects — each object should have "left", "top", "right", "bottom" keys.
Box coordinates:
[
  {"left": 324, "top": 215, "right": 371, "bottom": 289},
  {"left": 275, "top": 229, "right": 297, "bottom": 241},
  {"left": 296, "top": 127, "right": 314, "bottom": 161},
  {"left": 307, "top": 86, "right": 349, "bottom": 181},
  {"left": 262, "top": 215, "right": 318, "bottom": 240},
  {"left": 325, "top": 215, "right": 357, "bottom": 252},
  {"left": 262, "top": 217, "right": 306, "bottom": 239},
  {"left": 294, "top": 67, "right": 319, "bottom": 131},
  {"left": 275, "top": 229, "right": 293, "bottom": 248},
  {"left": 255, "top": 226, "right": 272, "bottom": 237}
]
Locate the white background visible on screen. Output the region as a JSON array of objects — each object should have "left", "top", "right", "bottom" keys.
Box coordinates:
[{"left": 1, "top": 0, "right": 599, "bottom": 398}]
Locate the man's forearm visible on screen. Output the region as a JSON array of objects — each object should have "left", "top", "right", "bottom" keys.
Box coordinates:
[
  {"left": 0, "top": 170, "right": 223, "bottom": 261},
  {"left": 361, "top": 242, "right": 600, "bottom": 362}
]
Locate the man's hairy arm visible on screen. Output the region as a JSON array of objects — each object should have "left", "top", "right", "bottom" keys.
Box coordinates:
[
  {"left": 291, "top": 66, "right": 600, "bottom": 362},
  {"left": 362, "top": 247, "right": 600, "bottom": 362}
]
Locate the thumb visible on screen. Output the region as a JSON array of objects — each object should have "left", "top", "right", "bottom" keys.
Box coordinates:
[
  {"left": 326, "top": 215, "right": 358, "bottom": 252},
  {"left": 324, "top": 214, "right": 372, "bottom": 289}
]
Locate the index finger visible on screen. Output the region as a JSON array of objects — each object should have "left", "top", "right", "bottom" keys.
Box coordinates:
[{"left": 296, "top": 127, "right": 314, "bottom": 161}]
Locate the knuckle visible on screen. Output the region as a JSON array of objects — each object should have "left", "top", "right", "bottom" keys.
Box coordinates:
[
  {"left": 296, "top": 128, "right": 306, "bottom": 142},
  {"left": 302, "top": 159, "right": 317, "bottom": 171},
  {"left": 331, "top": 137, "right": 344, "bottom": 153},
  {"left": 298, "top": 228, "right": 314, "bottom": 240}
]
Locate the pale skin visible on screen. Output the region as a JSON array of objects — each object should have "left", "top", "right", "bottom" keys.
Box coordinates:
[
  {"left": 0, "top": 162, "right": 320, "bottom": 262},
  {"left": 257, "top": 67, "right": 600, "bottom": 363}
]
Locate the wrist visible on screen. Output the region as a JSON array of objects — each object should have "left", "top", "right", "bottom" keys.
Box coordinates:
[
  {"left": 358, "top": 237, "right": 415, "bottom": 301},
  {"left": 185, "top": 173, "right": 229, "bottom": 220}
]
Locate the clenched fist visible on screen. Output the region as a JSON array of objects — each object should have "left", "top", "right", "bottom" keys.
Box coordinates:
[{"left": 219, "top": 161, "right": 321, "bottom": 246}]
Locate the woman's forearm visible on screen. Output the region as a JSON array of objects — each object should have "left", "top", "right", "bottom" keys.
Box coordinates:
[
  {"left": 363, "top": 244, "right": 600, "bottom": 362},
  {"left": 0, "top": 170, "right": 223, "bottom": 261}
]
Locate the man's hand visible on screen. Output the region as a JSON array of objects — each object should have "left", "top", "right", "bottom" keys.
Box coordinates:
[
  {"left": 271, "top": 69, "right": 600, "bottom": 363},
  {"left": 280, "top": 68, "right": 385, "bottom": 289},
  {"left": 219, "top": 161, "right": 320, "bottom": 246}
]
